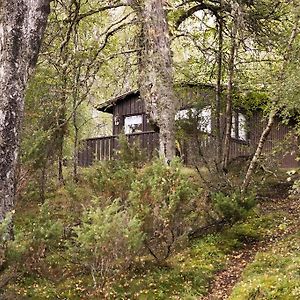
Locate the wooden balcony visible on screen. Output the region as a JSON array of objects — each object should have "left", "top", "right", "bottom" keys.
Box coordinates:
[
  {"left": 78, "top": 131, "right": 159, "bottom": 167},
  {"left": 78, "top": 130, "right": 255, "bottom": 168}
]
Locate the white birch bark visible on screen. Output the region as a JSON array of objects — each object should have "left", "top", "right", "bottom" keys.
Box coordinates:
[{"left": 0, "top": 0, "right": 50, "bottom": 225}]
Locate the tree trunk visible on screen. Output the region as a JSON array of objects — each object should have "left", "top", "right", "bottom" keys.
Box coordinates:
[
  {"left": 57, "top": 107, "right": 66, "bottom": 185},
  {"left": 241, "top": 111, "right": 275, "bottom": 192},
  {"left": 222, "top": 2, "right": 241, "bottom": 171},
  {"left": 215, "top": 1, "right": 224, "bottom": 168},
  {"left": 57, "top": 68, "right": 68, "bottom": 185},
  {"left": 0, "top": 0, "right": 50, "bottom": 228},
  {"left": 133, "top": 0, "right": 176, "bottom": 162},
  {"left": 72, "top": 64, "right": 81, "bottom": 183}
]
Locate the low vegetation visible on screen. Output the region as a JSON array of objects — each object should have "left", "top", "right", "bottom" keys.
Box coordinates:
[
  {"left": 229, "top": 232, "right": 300, "bottom": 300},
  {"left": 1, "top": 151, "right": 299, "bottom": 299}
]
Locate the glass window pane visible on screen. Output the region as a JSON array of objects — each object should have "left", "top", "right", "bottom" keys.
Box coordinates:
[
  {"left": 124, "top": 115, "right": 143, "bottom": 134},
  {"left": 231, "top": 116, "right": 236, "bottom": 138},
  {"left": 198, "top": 107, "right": 211, "bottom": 133},
  {"left": 238, "top": 113, "right": 247, "bottom": 141}
]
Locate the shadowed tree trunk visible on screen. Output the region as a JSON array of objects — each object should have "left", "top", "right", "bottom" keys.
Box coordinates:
[
  {"left": 132, "top": 0, "right": 176, "bottom": 162},
  {"left": 0, "top": 0, "right": 50, "bottom": 232},
  {"left": 222, "top": 2, "right": 242, "bottom": 171},
  {"left": 215, "top": 0, "right": 224, "bottom": 168}
]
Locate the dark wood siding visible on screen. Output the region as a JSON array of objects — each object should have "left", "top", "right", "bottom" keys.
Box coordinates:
[
  {"left": 113, "top": 95, "right": 146, "bottom": 135},
  {"left": 178, "top": 111, "right": 299, "bottom": 168},
  {"left": 248, "top": 112, "right": 300, "bottom": 168},
  {"left": 92, "top": 90, "right": 299, "bottom": 168}
]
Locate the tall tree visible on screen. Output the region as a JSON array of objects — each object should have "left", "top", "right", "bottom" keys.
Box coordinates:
[
  {"left": 215, "top": 0, "right": 224, "bottom": 167},
  {"left": 222, "top": 1, "right": 243, "bottom": 170},
  {"left": 0, "top": 0, "right": 50, "bottom": 230},
  {"left": 132, "top": 0, "right": 177, "bottom": 162},
  {"left": 242, "top": 4, "right": 300, "bottom": 192}
]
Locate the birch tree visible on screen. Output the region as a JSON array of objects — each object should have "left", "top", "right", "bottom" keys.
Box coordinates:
[
  {"left": 0, "top": 0, "right": 50, "bottom": 230},
  {"left": 242, "top": 5, "right": 300, "bottom": 192}
]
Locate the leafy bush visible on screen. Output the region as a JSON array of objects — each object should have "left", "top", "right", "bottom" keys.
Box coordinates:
[
  {"left": 129, "top": 158, "right": 202, "bottom": 263},
  {"left": 71, "top": 199, "right": 144, "bottom": 287},
  {"left": 212, "top": 192, "right": 256, "bottom": 224}
]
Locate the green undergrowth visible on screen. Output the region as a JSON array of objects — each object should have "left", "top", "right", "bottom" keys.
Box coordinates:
[
  {"left": 229, "top": 231, "right": 300, "bottom": 300},
  {"left": 3, "top": 156, "right": 295, "bottom": 299},
  {"left": 106, "top": 211, "right": 290, "bottom": 299},
  {"left": 4, "top": 209, "right": 290, "bottom": 299}
]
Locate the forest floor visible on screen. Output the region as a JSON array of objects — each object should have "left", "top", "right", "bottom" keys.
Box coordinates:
[
  {"left": 201, "top": 183, "right": 300, "bottom": 300},
  {"left": 2, "top": 177, "right": 300, "bottom": 299}
]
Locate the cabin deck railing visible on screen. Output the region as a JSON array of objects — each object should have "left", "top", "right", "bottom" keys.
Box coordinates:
[
  {"left": 78, "top": 131, "right": 159, "bottom": 167},
  {"left": 78, "top": 130, "right": 256, "bottom": 167}
]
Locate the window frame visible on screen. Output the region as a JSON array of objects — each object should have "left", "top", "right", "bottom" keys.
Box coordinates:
[
  {"left": 123, "top": 113, "right": 144, "bottom": 134},
  {"left": 230, "top": 111, "right": 249, "bottom": 143},
  {"left": 175, "top": 106, "right": 212, "bottom": 134}
]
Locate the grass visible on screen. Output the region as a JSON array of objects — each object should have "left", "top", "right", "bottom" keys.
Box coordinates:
[{"left": 229, "top": 231, "right": 300, "bottom": 300}]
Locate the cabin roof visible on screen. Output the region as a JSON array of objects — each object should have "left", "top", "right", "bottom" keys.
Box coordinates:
[
  {"left": 96, "top": 89, "right": 139, "bottom": 114},
  {"left": 95, "top": 83, "right": 219, "bottom": 114}
]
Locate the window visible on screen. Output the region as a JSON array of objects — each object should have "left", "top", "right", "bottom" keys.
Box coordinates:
[
  {"left": 175, "top": 106, "right": 212, "bottom": 133},
  {"left": 124, "top": 115, "right": 143, "bottom": 134},
  {"left": 175, "top": 109, "right": 190, "bottom": 120},
  {"left": 238, "top": 113, "right": 247, "bottom": 141},
  {"left": 198, "top": 107, "right": 211, "bottom": 133},
  {"left": 231, "top": 112, "right": 248, "bottom": 141}
]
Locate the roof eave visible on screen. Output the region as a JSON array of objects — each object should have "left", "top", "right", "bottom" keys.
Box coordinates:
[{"left": 96, "top": 89, "right": 139, "bottom": 113}]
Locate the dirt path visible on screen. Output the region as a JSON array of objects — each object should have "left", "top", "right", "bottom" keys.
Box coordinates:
[{"left": 200, "top": 197, "right": 300, "bottom": 300}]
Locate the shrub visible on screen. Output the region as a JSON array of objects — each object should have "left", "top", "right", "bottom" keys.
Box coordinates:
[
  {"left": 115, "top": 134, "right": 147, "bottom": 166},
  {"left": 129, "top": 159, "right": 202, "bottom": 263},
  {"left": 212, "top": 191, "right": 256, "bottom": 224},
  {"left": 71, "top": 199, "right": 144, "bottom": 288},
  {"left": 31, "top": 200, "right": 64, "bottom": 250},
  {"left": 87, "top": 160, "right": 137, "bottom": 202}
]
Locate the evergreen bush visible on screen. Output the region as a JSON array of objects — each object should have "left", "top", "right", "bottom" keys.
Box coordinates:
[
  {"left": 129, "top": 158, "right": 202, "bottom": 263},
  {"left": 212, "top": 191, "right": 256, "bottom": 224},
  {"left": 71, "top": 199, "right": 144, "bottom": 287}
]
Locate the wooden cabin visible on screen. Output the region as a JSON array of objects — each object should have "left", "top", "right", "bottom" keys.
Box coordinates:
[{"left": 78, "top": 84, "right": 299, "bottom": 169}]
